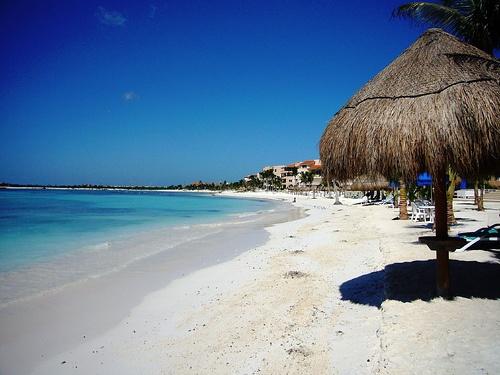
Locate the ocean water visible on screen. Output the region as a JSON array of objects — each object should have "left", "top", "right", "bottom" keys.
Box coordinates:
[{"left": 0, "top": 189, "right": 275, "bottom": 305}]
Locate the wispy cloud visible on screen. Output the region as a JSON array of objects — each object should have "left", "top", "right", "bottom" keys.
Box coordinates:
[
  {"left": 149, "top": 4, "right": 157, "bottom": 19},
  {"left": 96, "top": 6, "right": 126, "bottom": 26},
  {"left": 123, "top": 91, "right": 138, "bottom": 102}
]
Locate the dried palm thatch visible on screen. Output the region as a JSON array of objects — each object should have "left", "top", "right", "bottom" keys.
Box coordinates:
[
  {"left": 346, "top": 175, "right": 389, "bottom": 191},
  {"left": 320, "top": 29, "right": 500, "bottom": 298},
  {"left": 320, "top": 29, "right": 500, "bottom": 183}
]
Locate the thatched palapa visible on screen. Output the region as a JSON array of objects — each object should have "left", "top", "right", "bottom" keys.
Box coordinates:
[
  {"left": 320, "top": 29, "right": 500, "bottom": 183},
  {"left": 319, "top": 29, "right": 500, "bottom": 297},
  {"left": 346, "top": 175, "right": 389, "bottom": 191}
]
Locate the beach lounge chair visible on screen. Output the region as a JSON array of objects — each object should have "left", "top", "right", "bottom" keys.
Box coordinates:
[
  {"left": 410, "top": 202, "right": 427, "bottom": 222},
  {"left": 381, "top": 195, "right": 394, "bottom": 206},
  {"left": 362, "top": 193, "right": 394, "bottom": 206},
  {"left": 456, "top": 224, "right": 500, "bottom": 252}
]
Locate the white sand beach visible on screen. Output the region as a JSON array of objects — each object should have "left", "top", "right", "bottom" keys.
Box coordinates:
[{"left": 3, "top": 192, "right": 500, "bottom": 374}]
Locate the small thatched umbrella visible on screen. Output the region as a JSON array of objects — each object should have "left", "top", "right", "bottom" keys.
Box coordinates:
[
  {"left": 347, "top": 175, "right": 389, "bottom": 192},
  {"left": 320, "top": 29, "right": 500, "bottom": 297}
]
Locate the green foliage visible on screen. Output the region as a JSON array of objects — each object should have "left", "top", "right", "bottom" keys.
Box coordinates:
[
  {"left": 407, "top": 183, "right": 433, "bottom": 201},
  {"left": 1, "top": 181, "right": 253, "bottom": 192},
  {"left": 299, "top": 171, "right": 314, "bottom": 186},
  {"left": 259, "top": 169, "right": 275, "bottom": 180},
  {"left": 394, "top": 0, "right": 500, "bottom": 54},
  {"left": 245, "top": 175, "right": 263, "bottom": 190},
  {"left": 258, "top": 168, "right": 282, "bottom": 191},
  {"left": 271, "top": 175, "right": 282, "bottom": 189}
]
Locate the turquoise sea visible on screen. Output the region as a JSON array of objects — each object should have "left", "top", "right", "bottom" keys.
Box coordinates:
[{"left": 0, "top": 189, "right": 274, "bottom": 305}]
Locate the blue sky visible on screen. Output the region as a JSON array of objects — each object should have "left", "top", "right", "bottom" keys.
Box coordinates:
[{"left": 1, "top": 0, "right": 429, "bottom": 185}]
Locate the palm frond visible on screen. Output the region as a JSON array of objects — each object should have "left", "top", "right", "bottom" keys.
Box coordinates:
[
  {"left": 461, "top": 0, "right": 500, "bottom": 52},
  {"left": 393, "top": 2, "right": 470, "bottom": 39}
]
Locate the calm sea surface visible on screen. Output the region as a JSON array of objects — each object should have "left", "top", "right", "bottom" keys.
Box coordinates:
[
  {"left": 0, "top": 189, "right": 271, "bottom": 273},
  {"left": 0, "top": 189, "right": 278, "bottom": 305}
]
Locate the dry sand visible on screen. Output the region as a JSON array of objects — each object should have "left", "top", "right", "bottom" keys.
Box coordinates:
[{"left": 27, "top": 192, "right": 500, "bottom": 374}]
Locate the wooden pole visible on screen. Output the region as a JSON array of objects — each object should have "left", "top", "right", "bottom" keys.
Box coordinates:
[
  {"left": 333, "top": 179, "right": 342, "bottom": 205},
  {"left": 434, "top": 171, "right": 449, "bottom": 297}
]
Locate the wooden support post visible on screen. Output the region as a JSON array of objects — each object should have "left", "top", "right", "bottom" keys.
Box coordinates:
[
  {"left": 434, "top": 171, "right": 450, "bottom": 297},
  {"left": 333, "top": 179, "right": 342, "bottom": 205}
]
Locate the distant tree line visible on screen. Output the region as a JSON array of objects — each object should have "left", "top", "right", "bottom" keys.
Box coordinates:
[
  {"left": 0, "top": 180, "right": 264, "bottom": 192},
  {"left": 0, "top": 182, "right": 175, "bottom": 190}
]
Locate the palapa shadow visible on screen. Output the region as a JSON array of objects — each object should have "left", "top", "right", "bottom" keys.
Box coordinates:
[
  {"left": 484, "top": 249, "right": 500, "bottom": 261},
  {"left": 454, "top": 217, "right": 479, "bottom": 222},
  {"left": 339, "top": 259, "right": 500, "bottom": 308}
]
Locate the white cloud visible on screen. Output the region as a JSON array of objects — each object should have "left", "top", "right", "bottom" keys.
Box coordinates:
[
  {"left": 149, "top": 4, "right": 157, "bottom": 19},
  {"left": 123, "top": 91, "right": 138, "bottom": 102},
  {"left": 97, "top": 6, "right": 126, "bottom": 26}
]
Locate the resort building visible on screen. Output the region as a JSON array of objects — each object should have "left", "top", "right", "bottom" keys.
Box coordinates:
[
  {"left": 256, "top": 159, "right": 323, "bottom": 190},
  {"left": 310, "top": 163, "right": 323, "bottom": 187},
  {"left": 296, "top": 160, "right": 317, "bottom": 174},
  {"left": 266, "top": 165, "right": 287, "bottom": 178}
]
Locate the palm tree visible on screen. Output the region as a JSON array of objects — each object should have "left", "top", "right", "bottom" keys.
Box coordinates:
[
  {"left": 399, "top": 180, "right": 409, "bottom": 220},
  {"left": 446, "top": 167, "right": 458, "bottom": 225},
  {"left": 245, "top": 175, "right": 263, "bottom": 191},
  {"left": 259, "top": 169, "right": 275, "bottom": 191},
  {"left": 299, "top": 171, "right": 314, "bottom": 189},
  {"left": 394, "top": 0, "right": 500, "bottom": 55},
  {"left": 271, "top": 175, "right": 282, "bottom": 190}
]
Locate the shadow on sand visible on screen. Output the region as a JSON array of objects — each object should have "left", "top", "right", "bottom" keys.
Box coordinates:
[{"left": 339, "top": 259, "right": 500, "bottom": 308}]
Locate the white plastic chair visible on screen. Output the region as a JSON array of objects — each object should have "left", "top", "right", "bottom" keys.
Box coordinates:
[
  {"left": 425, "top": 206, "right": 435, "bottom": 223},
  {"left": 411, "top": 202, "right": 427, "bottom": 222}
]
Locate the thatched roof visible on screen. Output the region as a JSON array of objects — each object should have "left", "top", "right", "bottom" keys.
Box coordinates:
[
  {"left": 346, "top": 175, "right": 389, "bottom": 191},
  {"left": 320, "top": 29, "right": 500, "bottom": 182}
]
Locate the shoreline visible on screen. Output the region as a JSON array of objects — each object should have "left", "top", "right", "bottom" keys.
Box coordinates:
[
  {"left": 1, "top": 191, "right": 499, "bottom": 374},
  {"left": 0, "top": 195, "right": 287, "bottom": 308},
  {"left": 2, "top": 186, "right": 240, "bottom": 194},
  {"left": 0, "top": 194, "right": 303, "bottom": 375}
]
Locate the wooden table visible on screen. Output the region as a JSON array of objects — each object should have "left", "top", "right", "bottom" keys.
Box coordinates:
[{"left": 419, "top": 236, "right": 468, "bottom": 252}]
